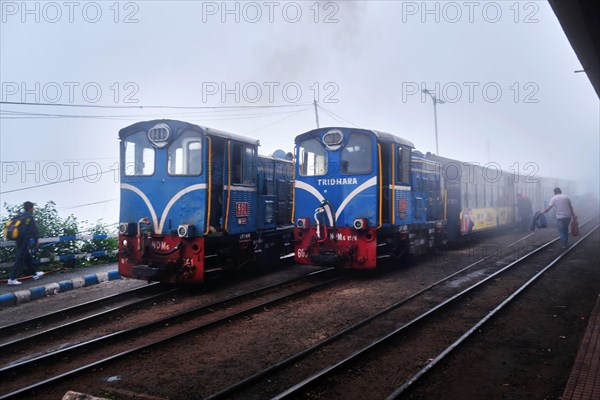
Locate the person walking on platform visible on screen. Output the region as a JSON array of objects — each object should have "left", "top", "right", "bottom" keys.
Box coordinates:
[
  {"left": 7, "top": 201, "right": 44, "bottom": 285},
  {"left": 540, "top": 187, "right": 577, "bottom": 249}
]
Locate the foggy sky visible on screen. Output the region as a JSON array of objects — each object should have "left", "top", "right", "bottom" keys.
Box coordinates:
[{"left": 1, "top": 1, "right": 598, "bottom": 225}]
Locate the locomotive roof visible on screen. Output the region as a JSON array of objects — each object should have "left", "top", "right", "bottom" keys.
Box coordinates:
[
  {"left": 295, "top": 127, "right": 415, "bottom": 148},
  {"left": 258, "top": 154, "right": 294, "bottom": 164},
  {"left": 119, "top": 119, "right": 260, "bottom": 146},
  {"left": 371, "top": 129, "right": 415, "bottom": 148}
]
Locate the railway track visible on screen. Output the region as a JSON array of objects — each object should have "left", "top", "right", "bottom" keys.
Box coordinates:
[
  {"left": 0, "top": 267, "right": 345, "bottom": 400},
  {"left": 0, "top": 255, "right": 299, "bottom": 352},
  {"left": 265, "top": 218, "right": 599, "bottom": 400},
  {"left": 0, "top": 282, "right": 177, "bottom": 345},
  {"left": 181, "top": 218, "right": 596, "bottom": 400},
  {"left": 2, "top": 220, "right": 595, "bottom": 399}
]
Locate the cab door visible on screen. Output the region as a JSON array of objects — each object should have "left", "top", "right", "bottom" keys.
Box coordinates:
[
  {"left": 224, "top": 141, "right": 258, "bottom": 234},
  {"left": 380, "top": 143, "right": 392, "bottom": 225}
]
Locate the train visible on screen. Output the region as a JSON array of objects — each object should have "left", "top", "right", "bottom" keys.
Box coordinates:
[
  {"left": 118, "top": 120, "right": 294, "bottom": 283},
  {"left": 426, "top": 153, "right": 575, "bottom": 238},
  {"left": 292, "top": 127, "right": 575, "bottom": 269},
  {"left": 118, "top": 120, "right": 576, "bottom": 282}
]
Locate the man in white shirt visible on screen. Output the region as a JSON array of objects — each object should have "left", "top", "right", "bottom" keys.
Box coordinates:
[{"left": 541, "top": 187, "right": 577, "bottom": 249}]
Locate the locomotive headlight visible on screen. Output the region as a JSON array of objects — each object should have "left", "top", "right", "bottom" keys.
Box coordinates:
[
  {"left": 353, "top": 218, "right": 368, "bottom": 230},
  {"left": 435, "top": 222, "right": 444, "bottom": 233},
  {"left": 177, "top": 224, "right": 195, "bottom": 238},
  {"left": 148, "top": 123, "right": 171, "bottom": 148},
  {"left": 119, "top": 222, "right": 135, "bottom": 236},
  {"left": 297, "top": 218, "right": 310, "bottom": 230},
  {"left": 399, "top": 225, "right": 409, "bottom": 239},
  {"left": 322, "top": 129, "right": 344, "bottom": 150}
]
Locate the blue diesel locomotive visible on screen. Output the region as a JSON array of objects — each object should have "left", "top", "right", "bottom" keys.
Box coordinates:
[
  {"left": 118, "top": 120, "right": 294, "bottom": 283},
  {"left": 292, "top": 127, "right": 577, "bottom": 270},
  {"left": 293, "top": 127, "right": 446, "bottom": 268}
]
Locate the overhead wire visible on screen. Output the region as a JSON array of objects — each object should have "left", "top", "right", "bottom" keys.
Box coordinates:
[
  {"left": 317, "top": 103, "right": 357, "bottom": 127},
  {"left": 1, "top": 102, "right": 314, "bottom": 193},
  {"left": 0, "top": 106, "right": 313, "bottom": 121},
  {"left": 0, "top": 101, "right": 313, "bottom": 110},
  {"left": 57, "top": 198, "right": 118, "bottom": 210},
  {"left": 1, "top": 107, "right": 311, "bottom": 192},
  {"left": 243, "top": 106, "right": 312, "bottom": 135}
]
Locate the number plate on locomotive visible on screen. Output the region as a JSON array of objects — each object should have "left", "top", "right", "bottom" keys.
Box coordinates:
[{"left": 236, "top": 202, "right": 249, "bottom": 217}]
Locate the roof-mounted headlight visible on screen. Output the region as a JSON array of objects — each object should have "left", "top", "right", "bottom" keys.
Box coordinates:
[
  {"left": 322, "top": 129, "right": 343, "bottom": 150},
  {"left": 148, "top": 123, "right": 171, "bottom": 148}
]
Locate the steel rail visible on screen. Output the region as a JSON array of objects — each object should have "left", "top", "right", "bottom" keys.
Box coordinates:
[
  {"left": 271, "top": 218, "right": 598, "bottom": 399},
  {"left": 0, "top": 281, "right": 165, "bottom": 334},
  {"left": 386, "top": 223, "right": 600, "bottom": 399},
  {"left": 0, "top": 283, "right": 179, "bottom": 350},
  {"left": 0, "top": 251, "right": 297, "bottom": 347},
  {"left": 0, "top": 267, "right": 342, "bottom": 400},
  {"left": 204, "top": 231, "right": 540, "bottom": 399}
]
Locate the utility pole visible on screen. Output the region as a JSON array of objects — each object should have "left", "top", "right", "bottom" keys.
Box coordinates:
[
  {"left": 313, "top": 99, "right": 320, "bottom": 128},
  {"left": 422, "top": 88, "right": 445, "bottom": 155}
]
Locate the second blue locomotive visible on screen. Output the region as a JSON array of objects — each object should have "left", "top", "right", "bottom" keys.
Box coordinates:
[{"left": 293, "top": 127, "right": 447, "bottom": 268}]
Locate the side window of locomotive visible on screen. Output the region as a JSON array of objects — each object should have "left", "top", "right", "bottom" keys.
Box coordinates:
[
  {"left": 187, "top": 142, "right": 202, "bottom": 175},
  {"left": 124, "top": 131, "right": 155, "bottom": 176},
  {"left": 232, "top": 144, "right": 256, "bottom": 185},
  {"left": 396, "top": 146, "right": 411, "bottom": 184},
  {"left": 299, "top": 138, "right": 327, "bottom": 177},
  {"left": 168, "top": 130, "right": 202, "bottom": 176},
  {"left": 340, "top": 134, "right": 372, "bottom": 174}
]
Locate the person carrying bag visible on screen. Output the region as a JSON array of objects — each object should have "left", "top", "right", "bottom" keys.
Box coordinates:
[{"left": 570, "top": 216, "right": 579, "bottom": 237}]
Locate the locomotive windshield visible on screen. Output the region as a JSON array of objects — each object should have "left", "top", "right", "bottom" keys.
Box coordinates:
[
  {"left": 299, "top": 137, "right": 327, "bottom": 176},
  {"left": 123, "top": 131, "right": 155, "bottom": 176},
  {"left": 340, "top": 133, "right": 373, "bottom": 174},
  {"left": 167, "top": 130, "right": 202, "bottom": 176}
]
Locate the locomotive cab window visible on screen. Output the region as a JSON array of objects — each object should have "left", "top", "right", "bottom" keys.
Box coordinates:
[
  {"left": 232, "top": 143, "right": 256, "bottom": 185},
  {"left": 340, "top": 133, "right": 373, "bottom": 174},
  {"left": 298, "top": 137, "right": 327, "bottom": 176},
  {"left": 396, "top": 146, "right": 411, "bottom": 184},
  {"left": 168, "top": 130, "right": 202, "bottom": 176},
  {"left": 124, "top": 131, "right": 155, "bottom": 176}
]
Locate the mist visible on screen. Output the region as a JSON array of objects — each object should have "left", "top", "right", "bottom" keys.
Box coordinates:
[{"left": 1, "top": 1, "right": 598, "bottom": 224}]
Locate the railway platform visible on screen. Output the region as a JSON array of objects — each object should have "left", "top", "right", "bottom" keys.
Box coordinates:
[
  {"left": 0, "top": 263, "right": 120, "bottom": 307},
  {"left": 562, "top": 294, "right": 600, "bottom": 400}
]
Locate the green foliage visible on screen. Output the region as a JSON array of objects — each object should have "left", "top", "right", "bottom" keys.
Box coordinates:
[
  {"left": 79, "top": 220, "right": 118, "bottom": 267},
  {"left": 1, "top": 201, "right": 117, "bottom": 278}
]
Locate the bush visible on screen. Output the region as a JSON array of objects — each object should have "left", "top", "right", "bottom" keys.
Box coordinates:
[{"left": 0, "top": 201, "right": 117, "bottom": 279}]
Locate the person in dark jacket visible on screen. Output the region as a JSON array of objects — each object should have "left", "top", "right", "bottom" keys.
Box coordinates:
[
  {"left": 517, "top": 194, "right": 533, "bottom": 232},
  {"left": 7, "top": 201, "right": 44, "bottom": 285}
]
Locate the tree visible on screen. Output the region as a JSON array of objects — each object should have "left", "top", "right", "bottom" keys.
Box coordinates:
[{"left": 1, "top": 201, "right": 117, "bottom": 278}]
